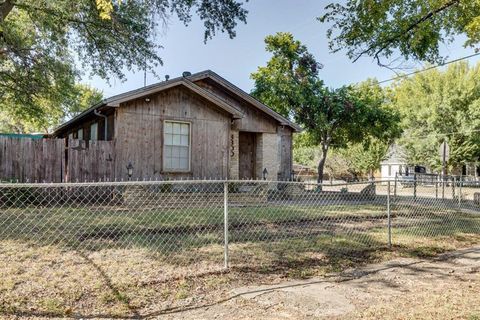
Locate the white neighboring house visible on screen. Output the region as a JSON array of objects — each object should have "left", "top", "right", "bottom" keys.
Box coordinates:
[
  {"left": 380, "top": 144, "right": 479, "bottom": 180},
  {"left": 380, "top": 144, "right": 407, "bottom": 180}
]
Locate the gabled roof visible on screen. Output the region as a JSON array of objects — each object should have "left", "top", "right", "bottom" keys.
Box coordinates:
[
  {"left": 381, "top": 144, "right": 407, "bottom": 165},
  {"left": 104, "top": 78, "right": 244, "bottom": 118},
  {"left": 53, "top": 70, "right": 300, "bottom": 135},
  {"left": 189, "top": 70, "right": 301, "bottom": 131}
]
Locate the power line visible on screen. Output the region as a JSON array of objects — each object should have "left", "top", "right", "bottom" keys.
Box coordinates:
[
  {"left": 376, "top": 52, "right": 480, "bottom": 85},
  {"left": 404, "top": 128, "right": 480, "bottom": 140}
]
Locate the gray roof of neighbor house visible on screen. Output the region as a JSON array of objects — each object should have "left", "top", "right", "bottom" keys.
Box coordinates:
[
  {"left": 53, "top": 70, "right": 301, "bottom": 136},
  {"left": 381, "top": 144, "right": 407, "bottom": 165}
]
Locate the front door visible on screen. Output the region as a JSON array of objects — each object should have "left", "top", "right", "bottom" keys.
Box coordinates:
[{"left": 239, "top": 132, "right": 256, "bottom": 180}]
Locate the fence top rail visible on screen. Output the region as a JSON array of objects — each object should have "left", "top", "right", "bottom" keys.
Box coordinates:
[
  {"left": 0, "top": 179, "right": 404, "bottom": 188},
  {"left": 1, "top": 178, "right": 477, "bottom": 189}
]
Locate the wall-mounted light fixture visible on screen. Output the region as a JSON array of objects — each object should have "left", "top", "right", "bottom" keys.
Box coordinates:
[
  {"left": 126, "top": 162, "right": 134, "bottom": 181},
  {"left": 262, "top": 168, "right": 268, "bottom": 180}
]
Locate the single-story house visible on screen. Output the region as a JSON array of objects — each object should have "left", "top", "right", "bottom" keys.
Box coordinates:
[
  {"left": 53, "top": 70, "right": 300, "bottom": 181},
  {"left": 380, "top": 144, "right": 408, "bottom": 180}
]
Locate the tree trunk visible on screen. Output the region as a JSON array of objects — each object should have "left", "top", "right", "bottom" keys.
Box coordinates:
[
  {"left": 0, "top": 0, "right": 14, "bottom": 22},
  {"left": 317, "top": 142, "right": 329, "bottom": 187}
]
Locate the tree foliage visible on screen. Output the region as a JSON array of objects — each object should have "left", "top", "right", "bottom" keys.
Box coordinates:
[
  {"left": 0, "top": 0, "right": 248, "bottom": 122},
  {"left": 388, "top": 61, "right": 480, "bottom": 171},
  {"left": 252, "top": 33, "right": 400, "bottom": 183},
  {"left": 0, "top": 84, "right": 102, "bottom": 133},
  {"left": 294, "top": 134, "right": 390, "bottom": 181},
  {"left": 337, "top": 140, "right": 390, "bottom": 180},
  {"left": 250, "top": 32, "right": 322, "bottom": 118},
  {"left": 320, "top": 0, "right": 480, "bottom": 66}
]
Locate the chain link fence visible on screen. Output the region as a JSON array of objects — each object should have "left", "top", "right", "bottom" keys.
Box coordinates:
[{"left": 0, "top": 179, "right": 479, "bottom": 316}]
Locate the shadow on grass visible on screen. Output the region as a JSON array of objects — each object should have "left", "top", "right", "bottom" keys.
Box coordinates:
[
  {"left": 2, "top": 245, "right": 478, "bottom": 319},
  {"left": 76, "top": 251, "right": 142, "bottom": 318}
]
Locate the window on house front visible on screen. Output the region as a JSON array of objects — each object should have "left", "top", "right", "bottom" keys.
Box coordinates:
[
  {"left": 163, "top": 121, "right": 190, "bottom": 171},
  {"left": 77, "top": 128, "right": 83, "bottom": 140},
  {"left": 68, "top": 133, "right": 73, "bottom": 141},
  {"left": 90, "top": 122, "right": 98, "bottom": 141}
]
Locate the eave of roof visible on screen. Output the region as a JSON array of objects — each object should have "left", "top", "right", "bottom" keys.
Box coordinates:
[{"left": 53, "top": 101, "right": 108, "bottom": 135}]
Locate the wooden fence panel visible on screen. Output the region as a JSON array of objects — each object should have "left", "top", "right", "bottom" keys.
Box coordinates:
[
  {"left": 0, "top": 137, "right": 64, "bottom": 182},
  {"left": 67, "top": 139, "right": 115, "bottom": 182},
  {"left": 0, "top": 138, "right": 115, "bottom": 183}
]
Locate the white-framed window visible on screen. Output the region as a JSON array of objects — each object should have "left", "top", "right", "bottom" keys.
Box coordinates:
[
  {"left": 77, "top": 128, "right": 83, "bottom": 140},
  {"left": 163, "top": 121, "right": 190, "bottom": 172},
  {"left": 90, "top": 122, "right": 98, "bottom": 141}
]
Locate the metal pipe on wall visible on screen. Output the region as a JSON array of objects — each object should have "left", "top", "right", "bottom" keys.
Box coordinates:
[{"left": 94, "top": 109, "right": 108, "bottom": 140}]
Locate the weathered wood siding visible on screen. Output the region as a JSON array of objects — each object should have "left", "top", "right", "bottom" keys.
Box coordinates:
[
  {"left": 67, "top": 139, "right": 115, "bottom": 182},
  {"left": 0, "top": 137, "right": 64, "bottom": 182},
  {"left": 114, "top": 86, "right": 231, "bottom": 180},
  {"left": 195, "top": 79, "right": 278, "bottom": 133}
]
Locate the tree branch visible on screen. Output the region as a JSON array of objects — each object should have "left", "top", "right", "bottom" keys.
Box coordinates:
[{"left": 353, "top": 0, "right": 461, "bottom": 63}]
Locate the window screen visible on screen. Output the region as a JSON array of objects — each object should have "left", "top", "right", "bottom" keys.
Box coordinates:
[
  {"left": 90, "top": 122, "right": 98, "bottom": 141},
  {"left": 77, "top": 128, "right": 83, "bottom": 140},
  {"left": 163, "top": 121, "right": 190, "bottom": 171}
]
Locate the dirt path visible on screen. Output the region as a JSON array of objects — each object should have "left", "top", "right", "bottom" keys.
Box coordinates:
[{"left": 159, "top": 246, "right": 480, "bottom": 320}]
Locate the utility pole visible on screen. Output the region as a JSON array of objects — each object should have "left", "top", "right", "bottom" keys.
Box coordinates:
[
  {"left": 442, "top": 141, "right": 447, "bottom": 178},
  {"left": 143, "top": 55, "right": 147, "bottom": 87}
]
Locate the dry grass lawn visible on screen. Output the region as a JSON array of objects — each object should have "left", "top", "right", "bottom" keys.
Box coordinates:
[{"left": 0, "top": 199, "right": 479, "bottom": 319}]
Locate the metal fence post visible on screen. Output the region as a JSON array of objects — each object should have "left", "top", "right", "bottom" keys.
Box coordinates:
[
  {"left": 458, "top": 179, "right": 462, "bottom": 206},
  {"left": 394, "top": 173, "right": 397, "bottom": 199},
  {"left": 387, "top": 181, "right": 392, "bottom": 248},
  {"left": 223, "top": 180, "right": 229, "bottom": 269},
  {"left": 442, "top": 175, "right": 445, "bottom": 200},
  {"left": 413, "top": 173, "right": 417, "bottom": 201},
  {"left": 452, "top": 177, "right": 456, "bottom": 201}
]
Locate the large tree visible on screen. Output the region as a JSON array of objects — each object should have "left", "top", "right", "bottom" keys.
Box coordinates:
[
  {"left": 251, "top": 33, "right": 400, "bottom": 183},
  {"left": 389, "top": 61, "right": 480, "bottom": 172},
  {"left": 0, "top": 0, "right": 248, "bottom": 124},
  {"left": 320, "top": 0, "right": 480, "bottom": 66}
]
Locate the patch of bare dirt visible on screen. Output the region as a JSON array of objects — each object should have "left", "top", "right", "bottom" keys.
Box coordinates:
[{"left": 158, "top": 246, "right": 480, "bottom": 320}]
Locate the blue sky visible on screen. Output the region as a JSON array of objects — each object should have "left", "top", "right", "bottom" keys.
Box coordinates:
[{"left": 82, "top": 0, "right": 480, "bottom": 97}]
